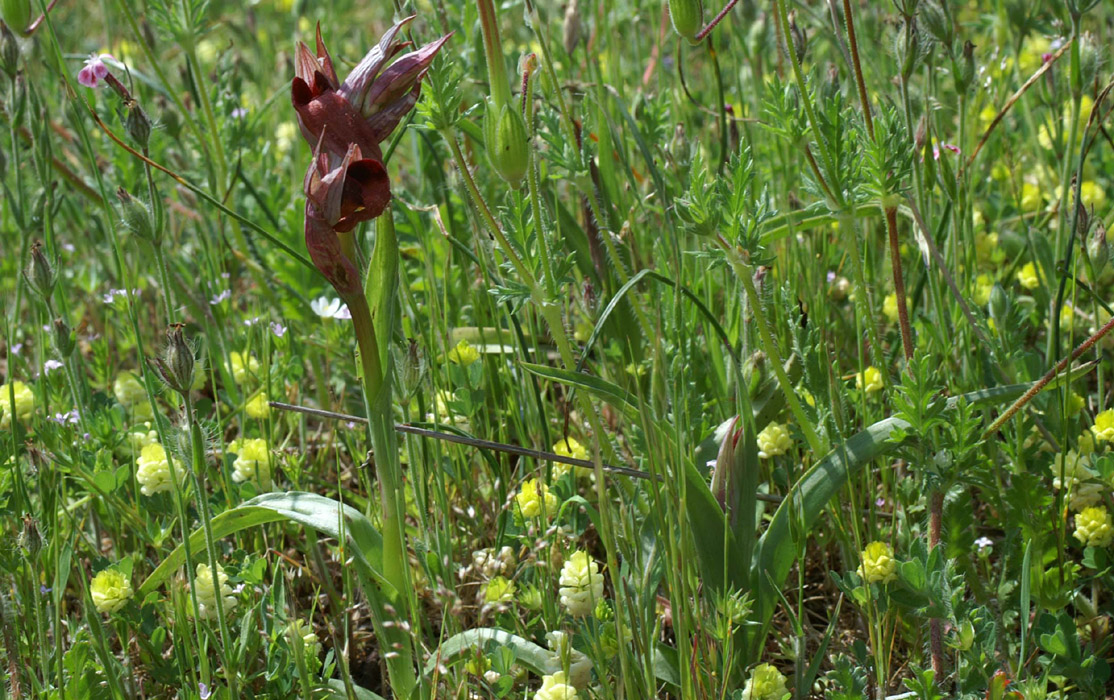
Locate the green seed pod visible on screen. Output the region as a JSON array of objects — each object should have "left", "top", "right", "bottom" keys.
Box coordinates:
[
  {"left": 988, "top": 283, "right": 1009, "bottom": 323},
  {"left": 484, "top": 99, "right": 529, "bottom": 189},
  {"left": 17, "top": 514, "right": 43, "bottom": 557},
  {"left": 919, "top": 0, "right": 952, "bottom": 48},
  {"left": 668, "top": 0, "right": 703, "bottom": 45},
  {"left": 953, "top": 40, "right": 975, "bottom": 94},
  {"left": 0, "top": 20, "right": 19, "bottom": 77},
  {"left": 116, "top": 187, "right": 156, "bottom": 243},
  {"left": 125, "top": 100, "right": 152, "bottom": 150},
  {"left": 52, "top": 318, "right": 75, "bottom": 359},
  {"left": 25, "top": 241, "right": 55, "bottom": 301},
  {"left": 1087, "top": 222, "right": 1109, "bottom": 274},
  {"left": 153, "top": 324, "right": 196, "bottom": 396},
  {"left": 0, "top": 0, "right": 30, "bottom": 36}
]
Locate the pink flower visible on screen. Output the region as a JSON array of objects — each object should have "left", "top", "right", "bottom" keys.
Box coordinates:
[{"left": 77, "top": 53, "right": 113, "bottom": 88}]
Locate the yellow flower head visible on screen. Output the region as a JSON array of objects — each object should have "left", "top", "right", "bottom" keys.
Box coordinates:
[
  {"left": 975, "top": 232, "right": 1003, "bottom": 267},
  {"left": 882, "top": 293, "right": 902, "bottom": 323},
  {"left": 1080, "top": 180, "right": 1107, "bottom": 211},
  {"left": 1074, "top": 506, "right": 1114, "bottom": 548},
  {"left": 136, "top": 443, "right": 181, "bottom": 497},
  {"left": 230, "top": 437, "right": 272, "bottom": 486},
  {"left": 113, "top": 372, "right": 153, "bottom": 419},
  {"left": 1091, "top": 409, "right": 1114, "bottom": 442},
  {"left": 534, "top": 672, "right": 579, "bottom": 700},
  {"left": 856, "top": 366, "right": 884, "bottom": 394},
  {"left": 194, "top": 562, "right": 237, "bottom": 619},
  {"left": 1020, "top": 182, "right": 1043, "bottom": 213},
  {"left": 559, "top": 550, "right": 604, "bottom": 617},
  {"left": 857, "top": 541, "right": 897, "bottom": 584},
  {"left": 229, "top": 351, "right": 261, "bottom": 385},
  {"left": 447, "top": 339, "right": 481, "bottom": 366},
  {"left": 742, "top": 663, "right": 789, "bottom": 700},
  {"left": 245, "top": 391, "right": 271, "bottom": 419},
  {"left": 1016, "top": 262, "right": 1040, "bottom": 290},
  {"left": 757, "top": 423, "right": 793, "bottom": 459},
  {"left": 552, "top": 437, "right": 590, "bottom": 478},
  {"left": 91, "top": 568, "right": 133, "bottom": 614},
  {"left": 516, "top": 478, "right": 557, "bottom": 519},
  {"left": 1060, "top": 302, "right": 1076, "bottom": 330},
  {"left": 0, "top": 380, "right": 34, "bottom": 428},
  {"left": 975, "top": 274, "right": 994, "bottom": 307}
]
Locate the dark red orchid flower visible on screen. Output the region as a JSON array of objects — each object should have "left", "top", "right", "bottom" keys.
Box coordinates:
[{"left": 293, "top": 18, "right": 450, "bottom": 299}]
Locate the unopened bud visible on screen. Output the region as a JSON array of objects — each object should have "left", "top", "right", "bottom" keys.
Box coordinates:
[
  {"left": 1087, "top": 222, "right": 1109, "bottom": 273},
  {"left": 1079, "top": 32, "right": 1099, "bottom": 95},
  {"left": 920, "top": 1, "right": 952, "bottom": 47},
  {"left": 484, "top": 99, "right": 529, "bottom": 189},
  {"left": 789, "top": 11, "right": 807, "bottom": 61},
  {"left": 914, "top": 115, "right": 928, "bottom": 149},
  {"left": 988, "top": 283, "right": 1009, "bottom": 325},
  {"left": 953, "top": 40, "right": 975, "bottom": 93},
  {"left": 668, "top": 0, "right": 703, "bottom": 45},
  {"left": 153, "top": 324, "right": 195, "bottom": 396},
  {"left": 125, "top": 100, "right": 152, "bottom": 149},
  {"left": 399, "top": 337, "right": 426, "bottom": 400},
  {"left": 25, "top": 241, "right": 55, "bottom": 301},
  {"left": 562, "top": 0, "right": 581, "bottom": 55},
  {"left": 117, "top": 187, "right": 156, "bottom": 242},
  {"left": 52, "top": 318, "right": 75, "bottom": 358},
  {"left": 0, "top": 20, "right": 18, "bottom": 76},
  {"left": 17, "top": 514, "right": 43, "bottom": 556}
]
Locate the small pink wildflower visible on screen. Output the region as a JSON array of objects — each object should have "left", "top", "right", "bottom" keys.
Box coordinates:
[{"left": 77, "top": 53, "right": 113, "bottom": 88}]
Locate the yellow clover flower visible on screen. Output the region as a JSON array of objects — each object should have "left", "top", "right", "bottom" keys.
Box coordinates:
[
  {"left": 757, "top": 423, "right": 792, "bottom": 459},
  {"left": 515, "top": 478, "right": 557, "bottom": 519},
  {"left": 856, "top": 366, "right": 884, "bottom": 394},
  {"left": 0, "top": 380, "right": 34, "bottom": 428},
  {"left": 1016, "top": 262, "right": 1040, "bottom": 290},
  {"left": 552, "top": 437, "right": 589, "bottom": 478},
  {"left": 558, "top": 550, "right": 604, "bottom": 617},
  {"left": 447, "top": 339, "right": 481, "bottom": 366},
  {"left": 742, "top": 663, "right": 789, "bottom": 700},
  {"left": 245, "top": 391, "right": 271, "bottom": 419},
  {"left": 194, "top": 562, "right": 237, "bottom": 619},
  {"left": 534, "top": 671, "right": 579, "bottom": 700},
  {"left": 974, "top": 274, "right": 994, "bottom": 306},
  {"left": 113, "top": 372, "right": 153, "bottom": 420},
  {"left": 229, "top": 438, "right": 272, "bottom": 487},
  {"left": 857, "top": 541, "right": 897, "bottom": 584},
  {"left": 90, "top": 568, "right": 133, "bottom": 614},
  {"left": 136, "top": 443, "right": 181, "bottom": 497},
  {"left": 1091, "top": 409, "right": 1114, "bottom": 442},
  {"left": 1074, "top": 506, "right": 1114, "bottom": 548},
  {"left": 229, "top": 351, "right": 260, "bottom": 385},
  {"left": 1020, "top": 182, "right": 1043, "bottom": 213}
]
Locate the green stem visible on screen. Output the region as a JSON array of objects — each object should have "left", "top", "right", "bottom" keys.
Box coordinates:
[
  {"left": 184, "top": 393, "right": 238, "bottom": 697},
  {"left": 718, "top": 237, "right": 825, "bottom": 455}
]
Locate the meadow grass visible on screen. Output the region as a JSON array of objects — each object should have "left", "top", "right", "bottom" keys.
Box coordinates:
[{"left": 2, "top": 0, "right": 1114, "bottom": 698}]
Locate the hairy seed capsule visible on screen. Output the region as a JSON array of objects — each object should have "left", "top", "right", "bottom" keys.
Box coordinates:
[
  {"left": 52, "top": 318, "right": 75, "bottom": 358},
  {"left": 116, "top": 187, "right": 156, "bottom": 243},
  {"left": 668, "top": 0, "right": 703, "bottom": 44},
  {"left": 125, "top": 100, "right": 152, "bottom": 149},
  {"left": 484, "top": 100, "right": 529, "bottom": 189},
  {"left": 154, "top": 324, "right": 195, "bottom": 396},
  {"left": 25, "top": 241, "right": 55, "bottom": 301},
  {"left": 0, "top": 19, "right": 19, "bottom": 76}
]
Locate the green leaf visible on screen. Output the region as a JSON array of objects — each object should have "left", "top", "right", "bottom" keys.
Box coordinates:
[
  {"left": 323, "top": 679, "right": 387, "bottom": 700},
  {"left": 747, "top": 382, "right": 1030, "bottom": 657},
  {"left": 520, "top": 362, "right": 639, "bottom": 421},
  {"left": 137, "top": 492, "right": 384, "bottom": 599},
  {"left": 423, "top": 628, "right": 553, "bottom": 677}
]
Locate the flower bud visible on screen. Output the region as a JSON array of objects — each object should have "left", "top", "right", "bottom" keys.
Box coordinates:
[
  {"left": 483, "top": 99, "right": 529, "bottom": 189},
  {"left": 125, "top": 100, "right": 152, "bottom": 149},
  {"left": 25, "top": 241, "right": 55, "bottom": 301},
  {"left": 789, "top": 11, "right": 807, "bottom": 62},
  {"left": 153, "top": 324, "right": 196, "bottom": 396},
  {"left": 953, "top": 40, "right": 975, "bottom": 93},
  {"left": 1087, "top": 221, "right": 1109, "bottom": 274},
  {"left": 116, "top": 187, "right": 156, "bottom": 242},
  {"left": 0, "top": 19, "right": 19, "bottom": 77},
  {"left": 1, "top": 0, "right": 30, "bottom": 34},
  {"left": 988, "top": 283, "right": 1009, "bottom": 325},
  {"left": 562, "top": 0, "right": 581, "bottom": 55},
  {"left": 668, "top": 0, "right": 703, "bottom": 44},
  {"left": 52, "top": 318, "right": 75, "bottom": 358},
  {"left": 920, "top": 0, "right": 952, "bottom": 48},
  {"left": 17, "top": 513, "right": 43, "bottom": 556}
]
